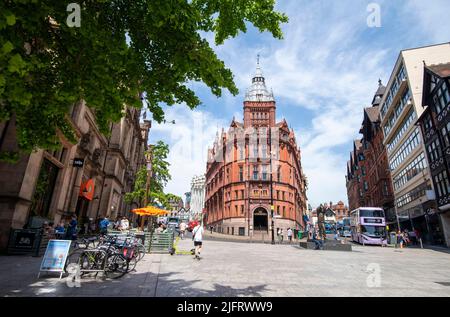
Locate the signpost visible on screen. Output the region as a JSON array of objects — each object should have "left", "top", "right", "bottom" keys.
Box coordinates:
[
  {"left": 73, "top": 158, "right": 84, "bottom": 168},
  {"left": 38, "top": 240, "right": 72, "bottom": 279}
]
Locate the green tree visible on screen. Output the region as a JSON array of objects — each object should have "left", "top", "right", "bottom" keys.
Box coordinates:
[
  {"left": 124, "top": 140, "right": 172, "bottom": 207},
  {"left": 0, "top": 0, "right": 288, "bottom": 158}
]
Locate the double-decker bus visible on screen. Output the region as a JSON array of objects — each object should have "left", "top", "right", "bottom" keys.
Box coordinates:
[{"left": 350, "top": 208, "right": 387, "bottom": 246}]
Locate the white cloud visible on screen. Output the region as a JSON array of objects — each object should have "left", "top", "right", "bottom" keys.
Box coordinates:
[{"left": 148, "top": 106, "right": 228, "bottom": 199}]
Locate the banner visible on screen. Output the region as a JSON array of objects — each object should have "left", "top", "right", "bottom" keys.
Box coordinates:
[{"left": 38, "top": 240, "right": 72, "bottom": 278}]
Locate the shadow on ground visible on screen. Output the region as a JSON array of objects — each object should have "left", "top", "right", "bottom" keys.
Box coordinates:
[{"left": 2, "top": 267, "right": 268, "bottom": 297}]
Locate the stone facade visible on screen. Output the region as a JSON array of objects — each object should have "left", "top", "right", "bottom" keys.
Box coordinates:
[
  {"left": 190, "top": 175, "right": 206, "bottom": 215},
  {"left": 204, "top": 62, "right": 308, "bottom": 237},
  {"left": 0, "top": 101, "right": 150, "bottom": 251}
]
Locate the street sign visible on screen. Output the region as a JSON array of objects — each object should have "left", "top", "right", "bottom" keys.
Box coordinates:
[
  {"left": 73, "top": 158, "right": 84, "bottom": 167},
  {"left": 38, "top": 240, "right": 72, "bottom": 279}
]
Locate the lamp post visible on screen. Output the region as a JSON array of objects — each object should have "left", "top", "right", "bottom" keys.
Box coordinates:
[
  {"left": 269, "top": 128, "right": 275, "bottom": 245},
  {"left": 140, "top": 146, "right": 153, "bottom": 231}
]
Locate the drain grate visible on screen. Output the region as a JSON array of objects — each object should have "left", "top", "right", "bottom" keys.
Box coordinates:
[{"left": 435, "top": 282, "right": 450, "bottom": 287}]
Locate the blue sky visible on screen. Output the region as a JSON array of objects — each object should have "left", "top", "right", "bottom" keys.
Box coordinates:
[{"left": 148, "top": 0, "right": 450, "bottom": 208}]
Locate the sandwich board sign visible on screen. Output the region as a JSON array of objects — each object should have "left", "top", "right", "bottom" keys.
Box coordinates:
[{"left": 38, "top": 240, "right": 72, "bottom": 279}]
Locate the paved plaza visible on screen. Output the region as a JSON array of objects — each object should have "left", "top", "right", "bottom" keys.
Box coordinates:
[{"left": 1, "top": 238, "right": 450, "bottom": 297}]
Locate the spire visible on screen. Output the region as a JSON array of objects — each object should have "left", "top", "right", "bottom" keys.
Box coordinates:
[{"left": 244, "top": 56, "right": 274, "bottom": 102}]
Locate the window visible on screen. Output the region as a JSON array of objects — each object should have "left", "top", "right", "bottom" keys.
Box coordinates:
[
  {"left": 387, "top": 108, "right": 416, "bottom": 154},
  {"left": 441, "top": 122, "right": 450, "bottom": 148},
  {"left": 434, "top": 170, "right": 450, "bottom": 198},
  {"left": 396, "top": 183, "right": 430, "bottom": 208},
  {"left": 389, "top": 128, "right": 421, "bottom": 171},
  {"left": 277, "top": 167, "right": 281, "bottom": 182},
  {"left": 262, "top": 165, "right": 268, "bottom": 180},
  {"left": 433, "top": 83, "right": 450, "bottom": 115},
  {"left": 361, "top": 166, "right": 366, "bottom": 176},
  {"left": 423, "top": 114, "right": 433, "bottom": 132},
  {"left": 235, "top": 190, "right": 239, "bottom": 200},
  {"left": 364, "top": 181, "right": 369, "bottom": 192},
  {"left": 383, "top": 181, "right": 389, "bottom": 196},
  {"left": 240, "top": 205, "right": 244, "bottom": 215},
  {"left": 282, "top": 191, "right": 285, "bottom": 200},
  {"left": 393, "top": 153, "right": 427, "bottom": 191},
  {"left": 427, "top": 138, "right": 442, "bottom": 163},
  {"left": 239, "top": 166, "right": 244, "bottom": 181},
  {"left": 262, "top": 144, "right": 267, "bottom": 159},
  {"left": 253, "top": 165, "right": 258, "bottom": 180},
  {"left": 283, "top": 206, "right": 286, "bottom": 218},
  {"left": 239, "top": 146, "right": 244, "bottom": 160}
]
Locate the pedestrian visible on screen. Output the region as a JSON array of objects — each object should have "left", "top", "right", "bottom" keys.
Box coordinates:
[
  {"left": 397, "top": 230, "right": 405, "bottom": 249},
  {"left": 210, "top": 226, "right": 213, "bottom": 234},
  {"left": 179, "top": 221, "right": 187, "bottom": 240},
  {"left": 155, "top": 223, "right": 164, "bottom": 234},
  {"left": 279, "top": 228, "right": 284, "bottom": 244},
  {"left": 403, "top": 229, "right": 410, "bottom": 247},
  {"left": 192, "top": 222, "right": 204, "bottom": 260},
  {"left": 99, "top": 216, "right": 110, "bottom": 235},
  {"left": 334, "top": 231, "right": 340, "bottom": 241},
  {"left": 287, "top": 228, "right": 293, "bottom": 244},
  {"left": 121, "top": 217, "right": 130, "bottom": 232},
  {"left": 65, "top": 215, "right": 78, "bottom": 240}
]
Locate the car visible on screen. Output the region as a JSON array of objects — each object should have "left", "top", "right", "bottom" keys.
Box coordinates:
[{"left": 167, "top": 217, "right": 180, "bottom": 229}]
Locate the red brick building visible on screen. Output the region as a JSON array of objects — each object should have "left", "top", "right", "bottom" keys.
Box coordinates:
[
  {"left": 331, "top": 201, "right": 349, "bottom": 221},
  {"left": 346, "top": 139, "right": 367, "bottom": 211},
  {"left": 346, "top": 81, "right": 395, "bottom": 217},
  {"left": 204, "top": 63, "right": 308, "bottom": 236}
]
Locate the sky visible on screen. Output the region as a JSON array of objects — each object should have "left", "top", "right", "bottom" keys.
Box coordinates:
[{"left": 147, "top": 0, "right": 450, "bottom": 208}]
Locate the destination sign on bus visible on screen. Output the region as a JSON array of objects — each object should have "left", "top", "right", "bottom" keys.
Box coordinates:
[{"left": 363, "top": 218, "right": 383, "bottom": 224}]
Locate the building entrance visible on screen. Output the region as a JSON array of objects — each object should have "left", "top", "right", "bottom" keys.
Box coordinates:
[{"left": 253, "top": 208, "right": 268, "bottom": 232}]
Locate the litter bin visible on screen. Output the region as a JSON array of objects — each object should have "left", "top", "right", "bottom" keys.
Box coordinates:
[
  {"left": 389, "top": 232, "right": 397, "bottom": 246},
  {"left": 297, "top": 231, "right": 303, "bottom": 240}
]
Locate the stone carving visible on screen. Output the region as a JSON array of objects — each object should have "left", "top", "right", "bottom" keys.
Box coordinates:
[{"left": 80, "top": 132, "right": 91, "bottom": 150}]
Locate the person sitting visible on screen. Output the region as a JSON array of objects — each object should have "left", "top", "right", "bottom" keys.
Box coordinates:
[
  {"left": 312, "top": 228, "right": 324, "bottom": 250},
  {"left": 55, "top": 221, "right": 65, "bottom": 239},
  {"left": 99, "top": 216, "right": 110, "bottom": 235}
]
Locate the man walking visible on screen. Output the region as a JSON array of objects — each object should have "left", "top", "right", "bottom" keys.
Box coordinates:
[
  {"left": 192, "top": 222, "right": 204, "bottom": 260},
  {"left": 179, "top": 221, "right": 187, "bottom": 240},
  {"left": 287, "top": 228, "right": 293, "bottom": 244}
]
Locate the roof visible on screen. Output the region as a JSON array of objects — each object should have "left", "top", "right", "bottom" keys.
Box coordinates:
[
  {"left": 426, "top": 63, "right": 450, "bottom": 78},
  {"left": 365, "top": 106, "right": 380, "bottom": 123},
  {"left": 354, "top": 139, "right": 362, "bottom": 149},
  {"left": 244, "top": 61, "right": 275, "bottom": 102}
]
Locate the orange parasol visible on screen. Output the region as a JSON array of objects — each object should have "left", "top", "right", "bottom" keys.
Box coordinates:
[{"left": 131, "top": 206, "right": 169, "bottom": 217}]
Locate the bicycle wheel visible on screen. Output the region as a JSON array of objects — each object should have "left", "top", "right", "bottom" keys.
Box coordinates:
[
  {"left": 127, "top": 257, "right": 137, "bottom": 272},
  {"left": 104, "top": 254, "right": 128, "bottom": 279},
  {"left": 135, "top": 244, "right": 145, "bottom": 261}
]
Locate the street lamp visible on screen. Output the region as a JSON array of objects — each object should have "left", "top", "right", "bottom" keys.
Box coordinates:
[{"left": 269, "top": 129, "right": 275, "bottom": 245}]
